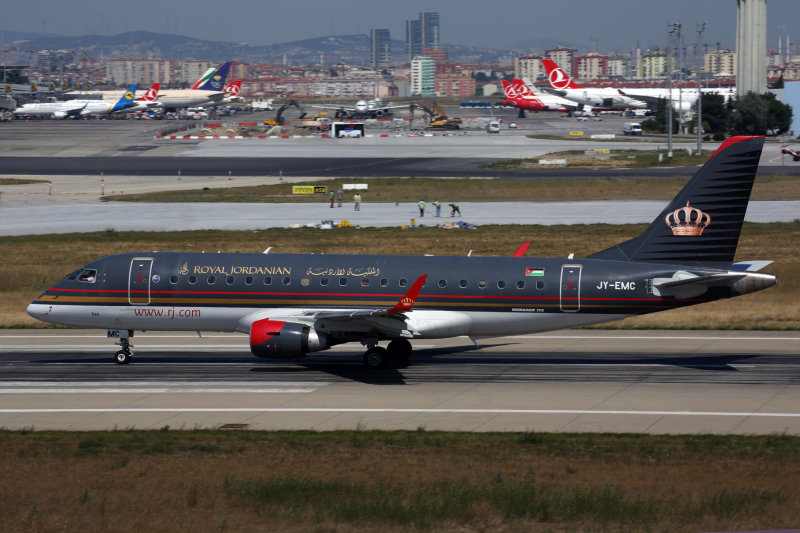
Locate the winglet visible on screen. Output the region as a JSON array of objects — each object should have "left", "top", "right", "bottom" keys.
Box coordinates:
[
  {"left": 387, "top": 275, "right": 427, "bottom": 314},
  {"left": 513, "top": 242, "right": 530, "bottom": 257}
]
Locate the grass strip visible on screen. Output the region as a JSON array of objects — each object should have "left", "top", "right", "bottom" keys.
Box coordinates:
[
  {"left": 1, "top": 430, "right": 798, "bottom": 532},
  {"left": 97, "top": 175, "right": 800, "bottom": 203}
]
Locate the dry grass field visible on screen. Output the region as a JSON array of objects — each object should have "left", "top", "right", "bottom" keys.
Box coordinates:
[
  {"left": 1, "top": 430, "right": 798, "bottom": 532},
  {"left": 99, "top": 174, "right": 800, "bottom": 203},
  {"left": 1, "top": 222, "right": 797, "bottom": 329}
]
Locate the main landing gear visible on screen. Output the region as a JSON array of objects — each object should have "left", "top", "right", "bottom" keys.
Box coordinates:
[
  {"left": 112, "top": 332, "right": 134, "bottom": 365},
  {"left": 362, "top": 339, "right": 413, "bottom": 369}
]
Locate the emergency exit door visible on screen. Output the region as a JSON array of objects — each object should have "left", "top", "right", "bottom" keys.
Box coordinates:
[
  {"left": 128, "top": 258, "right": 153, "bottom": 305},
  {"left": 559, "top": 264, "right": 582, "bottom": 312}
]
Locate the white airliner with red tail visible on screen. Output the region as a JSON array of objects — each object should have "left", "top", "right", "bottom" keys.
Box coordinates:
[{"left": 498, "top": 79, "right": 572, "bottom": 112}]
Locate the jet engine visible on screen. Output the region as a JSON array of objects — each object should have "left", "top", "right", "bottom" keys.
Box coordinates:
[
  {"left": 249, "top": 319, "right": 330, "bottom": 359},
  {"left": 52, "top": 111, "right": 68, "bottom": 119}
]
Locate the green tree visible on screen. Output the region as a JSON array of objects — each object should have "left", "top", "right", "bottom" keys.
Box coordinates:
[
  {"left": 762, "top": 92, "right": 793, "bottom": 134},
  {"left": 728, "top": 92, "right": 768, "bottom": 135},
  {"left": 640, "top": 98, "right": 678, "bottom": 134},
  {"left": 699, "top": 93, "right": 729, "bottom": 135}
]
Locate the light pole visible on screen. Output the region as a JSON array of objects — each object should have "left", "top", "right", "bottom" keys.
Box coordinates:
[
  {"left": 696, "top": 22, "right": 706, "bottom": 154},
  {"left": 667, "top": 22, "right": 681, "bottom": 160}
]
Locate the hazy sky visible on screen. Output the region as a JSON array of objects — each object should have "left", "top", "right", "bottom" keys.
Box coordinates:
[{"left": 3, "top": 0, "right": 798, "bottom": 52}]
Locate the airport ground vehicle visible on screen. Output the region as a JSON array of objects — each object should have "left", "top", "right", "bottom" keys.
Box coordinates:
[
  {"left": 263, "top": 100, "right": 302, "bottom": 126},
  {"left": 487, "top": 121, "right": 501, "bottom": 133},
  {"left": 623, "top": 122, "right": 643, "bottom": 136},
  {"left": 331, "top": 122, "right": 365, "bottom": 138}
]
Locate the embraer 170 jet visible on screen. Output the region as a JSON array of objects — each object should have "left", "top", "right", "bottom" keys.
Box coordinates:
[
  {"left": 14, "top": 84, "right": 140, "bottom": 118},
  {"left": 28, "top": 136, "right": 775, "bottom": 368}
]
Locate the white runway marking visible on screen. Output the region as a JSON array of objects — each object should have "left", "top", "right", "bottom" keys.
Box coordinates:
[
  {"left": 0, "top": 388, "right": 317, "bottom": 394},
  {"left": 1, "top": 407, "right": 798, "bottom": 417}
]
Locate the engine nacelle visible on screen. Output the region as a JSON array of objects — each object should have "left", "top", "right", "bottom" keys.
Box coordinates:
[
  {"left": 249, "top": 319, "right": 330, "bottom": 359},
  {"left": 671, "top": 100, "right": 693, "bottom": 113},
  {"left": 53, "top": 111, "right": 68, "bottom": 119}
]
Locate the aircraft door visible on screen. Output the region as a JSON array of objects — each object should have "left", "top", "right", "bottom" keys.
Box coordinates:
[
  {"left": 128, "top": 258, "right": 153, "bottom": 305},
  {"left": 560, "top": 264, "right": 582, "bottom": 312}
]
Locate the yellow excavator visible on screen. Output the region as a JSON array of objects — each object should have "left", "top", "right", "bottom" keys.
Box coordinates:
[
  {"left": 414, "top": 102, "right": 462, "bottom": 130},
  {"left": 263, "top": 100, "right": 303, "bottom": 126}
]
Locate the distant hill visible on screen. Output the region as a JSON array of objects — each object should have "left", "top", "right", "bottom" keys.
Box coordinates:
[{"left": 0, "top": 29, "right": 528, "bottom": 65}]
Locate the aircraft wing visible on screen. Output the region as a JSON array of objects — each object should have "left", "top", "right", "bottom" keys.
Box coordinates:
[
  {"left": 266, "top": 275, "right": 428, "bottom": 338},
  {"left": 312, "top": 104, "right": 353, "bottom": 112},
  {"left": 617, "top": 90, "right": 661, "bottom": 106}
]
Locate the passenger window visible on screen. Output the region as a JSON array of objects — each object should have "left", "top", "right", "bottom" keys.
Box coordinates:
[
  {"left": 282, "top": 277, "right": 291, "bottom": 286},
  {"left": 339, "top": 277, "right": 347, "bottom": 286},
  {"left": 478, "top": 280, "right": 487, "bottom": 289},
  {"left": 380, "top": 278, "right": 388, "bottom": 288},
  {"left": 399, "top": 278, "right": 408, "bottom": 288},
  {"left": 188, "top": 275, "right": 197, "bottom": 284},
  {"left": 438, "top": 279, "right": 447, "bottom": 288},
  {"left": 207, "top": 276, "right": 216, "bottom": 285},
  {"left": 497, "top": 280, "right": 506, "bottom": 289},
  {"left": 516, "top": 281, "right": 525, "bottom": 289},
  {"left": 264, "top": 276, "right": 272, "bottom": 285},
  {"left": 459, "top": 279, "right": 467, "bottom": 288},
  {"left": 78, "top": 269, "right": 97, "bottom": 283},
  {"left": 170, "top": 275, "right": 178, "bottom": 284},
  {"left": 536, "top": 281, "right": 545, "bottom": 290},
  {"left": 361, "top": 278, "right": 369, "bottom": 287},
  {"left": 226, "top": 276, "right": 235, "bottom": 285},
  {"left": 320, "top": 277, "right": 329, "bottom": 286},
  {"left": 245, "top": 276, "right": 253, "bottom": 285},
  {"left": 301, "top": 278, "right": 310, "bottom": 287}
]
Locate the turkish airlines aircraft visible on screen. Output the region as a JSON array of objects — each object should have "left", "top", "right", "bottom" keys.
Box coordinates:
[
  {"left": 541, "top": 59, "right": 647, "bottom": 111},
  {"left": 498, "top": 79, "right": 571, "bottom": 112},
  {"left": 28, "top": 137, "right": 776, "bottom": 369}
]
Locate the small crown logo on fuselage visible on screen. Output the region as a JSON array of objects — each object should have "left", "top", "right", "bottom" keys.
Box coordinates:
[
  {"left": 665, "top": 201, "right": 711, "bottom": 236},
  {"left": 179, "top": 263, "right": 189, "bottom": 275}
]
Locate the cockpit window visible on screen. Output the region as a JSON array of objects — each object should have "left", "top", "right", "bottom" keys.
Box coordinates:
[
  {"left": 77, "top": 269, "right": 97, "bottom": 283},
  {"left": 65, "top": 269, "right": 82, "bottom": 281}
]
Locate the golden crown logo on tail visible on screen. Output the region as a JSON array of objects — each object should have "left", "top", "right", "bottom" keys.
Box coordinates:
[{"left": 665, "top": 201, "right": 711, "bottom": 236}]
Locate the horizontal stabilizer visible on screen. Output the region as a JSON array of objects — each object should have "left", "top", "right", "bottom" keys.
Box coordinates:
[{"left": 731, "top": 260, "right": 774, "bottom": 272}]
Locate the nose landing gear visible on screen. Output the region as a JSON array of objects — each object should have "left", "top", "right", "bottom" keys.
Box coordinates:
[{"left": 110, "top": 330, "right": 134, "bottom": 364}]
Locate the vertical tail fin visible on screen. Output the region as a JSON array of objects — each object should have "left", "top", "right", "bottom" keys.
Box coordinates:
[
  {"left": 191, "top": 67, "right": 216, "bottom": 90},
  {"left": 541, "top": 59, "right": 583, "bottom": 89},
  {"left": 197, "top": 61, "right": 232, "bottom": 91},
  {"left": 139, "top": 83, "right": 160, "bottom": 102},
  {"left": 224, "top": 80, "right": 242, "bottom": 96},
  {"left": 501, "top": 79, "right": 518, "bottom": 99},
  {"left": 587, "top": 136, "right": 765, "bottom": 266},
  {"left": 111, "top": 83, "right": 138, "bottom": 112}
]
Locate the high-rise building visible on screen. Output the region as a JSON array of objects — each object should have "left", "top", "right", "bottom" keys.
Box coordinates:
[
  {"left": 545, "top": 46, "right": 578, "bottom": 77},
  {"left": 371, "top": 29, "right": 391, "bottom": 68},
  {"left": 410, "top": 56, "right": 436, "bottom": 96},
  {"left": 705, "top": 48, "right": 737, "bottom": 77},
  {"left": 406, "top": 19, "right": 422, "bottom": 63},
  {"left": 421, "top": 12, "right": 440, "bottom": 50},
  {"left": 514, "top": 54, "right": 545, "bottom": 81},
  {"left": 576, "top": 53, "right": 607, "bottom": 80}
]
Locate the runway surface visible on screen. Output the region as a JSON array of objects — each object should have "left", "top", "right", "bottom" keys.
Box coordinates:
[{"left": 1, "top": 329, "right": 798, "bottom": 434}]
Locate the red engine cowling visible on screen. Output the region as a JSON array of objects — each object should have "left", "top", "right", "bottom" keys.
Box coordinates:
[{"left": 249, "top": 319, "right": 330, "bottom": 359}]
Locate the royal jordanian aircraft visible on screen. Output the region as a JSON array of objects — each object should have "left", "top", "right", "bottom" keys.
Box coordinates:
[
  {"left": 541, "top": 59, "right": 648, "bottom": 112},
  {"left": 14, "top": 84, "right": 140, "bottom": 118},
  {"left": 498, "top": 79, "right": 571, "bottom": 112},
  {"left": 27, "top": 136, "right": 775, "bottom": 368}
]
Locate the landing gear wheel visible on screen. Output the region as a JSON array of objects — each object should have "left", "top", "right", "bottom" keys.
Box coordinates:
[
  {"left": 363, "top": 346, "right": 389, "bottom": 369},
  {"left": 115, "top": 350, "right": 132, "bottom": 365},
  {"left": 387, "top": 339, "right": 412, "bottom": 363}
]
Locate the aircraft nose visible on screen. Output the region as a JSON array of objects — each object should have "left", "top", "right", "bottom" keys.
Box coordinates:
[{"left": 27, "top": 302, "right": 49, "bottom": 320}]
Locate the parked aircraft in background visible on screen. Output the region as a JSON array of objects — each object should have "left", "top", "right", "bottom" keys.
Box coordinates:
[
  {"left": 312, "top": 97, "right": 410, "bottom": 119},
  {"left": 62, "top": 62, "right": 234, "bottom": 110},
  {"left": 541, "top": 59, "right": 648, "bottom": 112},
  {"left": 27, "top": 137, "right": 775, "bottom": 369},
  {"left": 498, "top": 79, "right": 571, "bottom": 112},
  {"left": 124, "top": 83, "right": 162, "bottom": 113},
  {"left": 14, "top": 84, "right": 140, "bottom": 118}
]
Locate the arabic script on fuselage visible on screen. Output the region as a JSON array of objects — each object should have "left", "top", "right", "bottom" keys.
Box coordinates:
[{"left": 306, "top": 266, "right": 381, "bottom": 277}]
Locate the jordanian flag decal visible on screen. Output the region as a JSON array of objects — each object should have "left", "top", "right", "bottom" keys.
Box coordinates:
[{"left": 525, "top": 268, "right": 545, "bottom": 276}]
